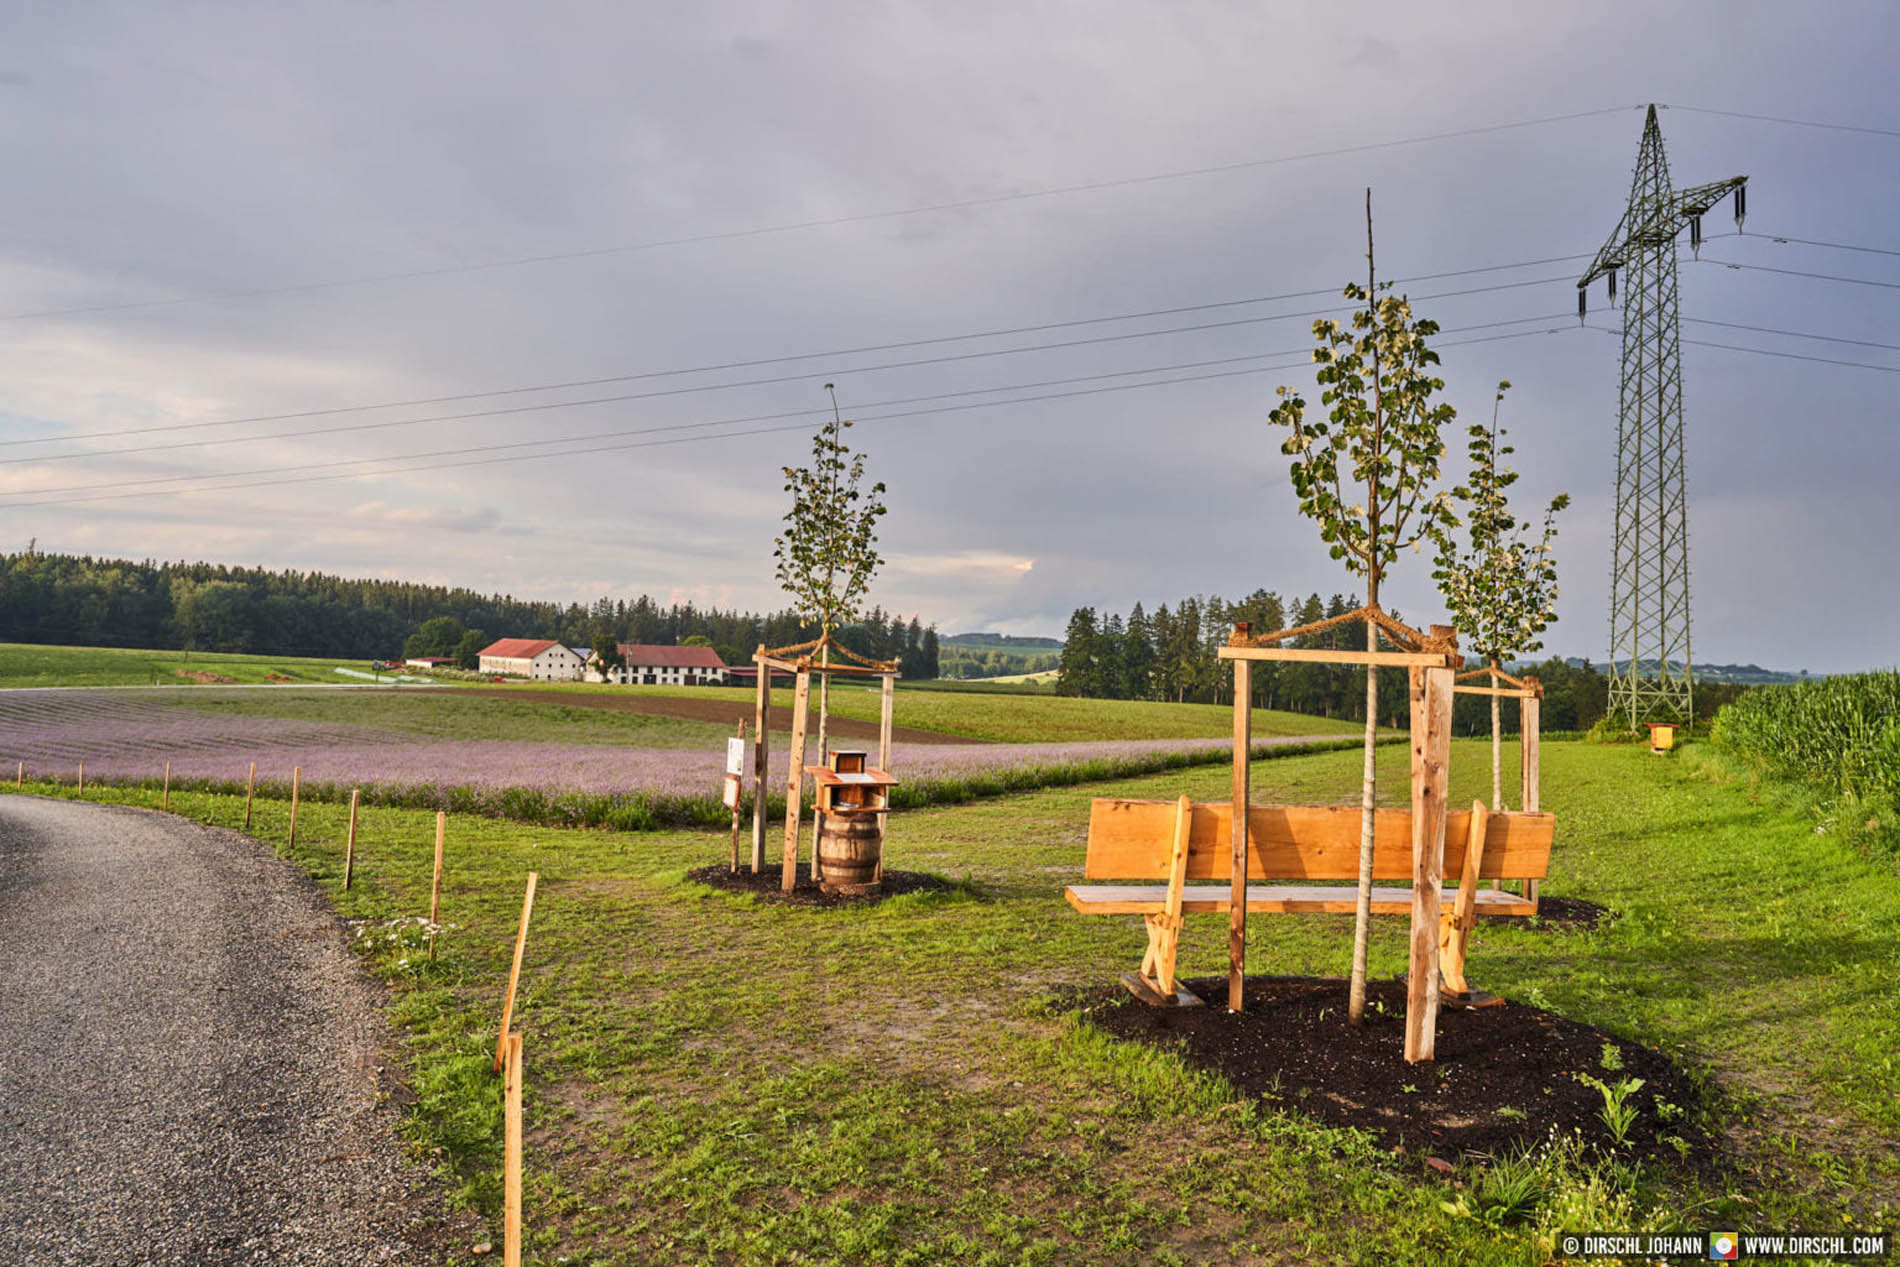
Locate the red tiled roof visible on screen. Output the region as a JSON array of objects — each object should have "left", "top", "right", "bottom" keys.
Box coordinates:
[
  {"left": 480, "top": 638, "right": 563, "bottom": 659},
  {"left": 617, "top": 643, "right": 727, "bottom": 669}
]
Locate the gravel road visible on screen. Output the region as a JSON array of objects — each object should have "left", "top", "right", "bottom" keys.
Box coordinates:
[{"left": 0, "top": 797, "right": 468, "bottom": 1265}]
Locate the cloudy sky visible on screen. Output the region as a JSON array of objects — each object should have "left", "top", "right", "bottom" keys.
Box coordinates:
[{"left": 2, "top": 2, "right": 1896, "bottom": 670}]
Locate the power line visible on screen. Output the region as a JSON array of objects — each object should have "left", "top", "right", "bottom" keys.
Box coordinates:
[
  {"left": 1693, "top": 255, "right": 1900, "bottom": 291},
  {"left": 0, "top": 323, "right": 1578, "bottom": 511},
  {"left": 1753, "top": 231, "right": 1900, "bottom": 259},
  {"left": 0, "top": 106, "right": 1637, "bottom": 324},
  {"left": 1682, "top": 316, "right": 1900, "bottom": 354},
  {"left": 0, "top": 276, "right": 1579, "bottom": 466},
  {"left": 1589, "top": 323, "right": 1900, "bottom": 374},
  {"left": 1664, "top": 104, "right": 1900, "bottom": 140},
  {"left": 0, "top": 253, "right": 1594, "bottom": 452}
]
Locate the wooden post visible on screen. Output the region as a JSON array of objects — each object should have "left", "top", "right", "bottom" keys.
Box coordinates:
[
  {"left": 812, "top": 644, "right": 830, "bottom": 882},
  {"left": 495, "top": 871, "right": 538, "bottom": 1073},
  {"left": 15, "top": 761, "right": 21, "bottom": 789},
  {"left": 728, "top": 719, "right": 747, "bottom": 873},
  {"left": 343, "top": 789, "right": 361, "bottom": 889},
  {"left": 243, "top": 761, "right": 257, "bottom": 830},
  {"left": 162, "top": 760, "right": 171, "bottom": 810},
  {"left": 1520, "top": 684, "right": 1541, "bottom": 906},
  {"left": 503, "top": 1030, "right": 524, "bottom": 1267},
  {"left": 779, "top": 667, "right": 811, "bottom": 892},
  {"left": 750, "top": 650, "right": 770, "bottom": 874},
  {"left": 1228, "top": 650, "right": 1251, "bottom": 1012},
  {"left": 1404, "top": 662, "right": 1454, "bottom": 1063},
  {"left": 429, "top": 812, "right": 445, "bottom": 961},
  {"left": 77, "top": 761, "right": 83, "bottom": 793},
  {"left": 875, "top": 671, "right": 894, "bottom": 882},
  {"left": 287, "top": 766, "right": 301, "bottom": 850}
]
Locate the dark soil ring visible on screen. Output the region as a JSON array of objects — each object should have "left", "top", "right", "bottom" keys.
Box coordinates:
[
  {"left": 1481, "top": 895, "right": 1615, "bottom": 932},
  {"left": 1085, "top": 975, "right": 1705, "bottom": 1164},
  {"left": 687, "top": 862, "right": 959, "bottom": 908}
]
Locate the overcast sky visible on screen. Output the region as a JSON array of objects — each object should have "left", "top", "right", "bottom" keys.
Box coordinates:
[{"left": 2, "top": 2, "right": 1896, "bottom": 671}]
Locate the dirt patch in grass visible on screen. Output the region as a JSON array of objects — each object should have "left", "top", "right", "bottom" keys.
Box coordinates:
[
  {"left": 1483, "top": 895, "right": 1615, "bottom": 932},
  {"left": 173, "top": 669, "right": 237, "bottom": 684},
  {"left": 1086, "top": 975, "right": 1706, "bottom": 1163},
  {"left": 466, "top": 687, "right": 987, "bottom": 746},
  {"left": 687, "top": 862, "right": 964, "bottom": 908}
]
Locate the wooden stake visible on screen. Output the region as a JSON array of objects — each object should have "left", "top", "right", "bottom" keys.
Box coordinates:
[
  {"left": 875, "top": 672, "right": 894, "bottom": 882},
  {"left": 495, "top": 872, "right": 538, "bottom": 1073},
  {"left": 779, "top": 668, "right": 810, "bottom": 892},
  {"left": 287, "top": 766, "right": 301, "bottom": 850},
  {"left": 728, "top": 719, "right": 747, "bottom": 873},
  {"left": 15, "top": 761, "right": 21, "bottom": 789},
  {"left": 243, "top": 761, "right": 257, "bottom": 830},
  {"left": 77, "top": 761, "right": 84, "bottom": 793},
  {"left": 162, "top": 760, "right": 171, "bottom": 810},
  {"left": 427, "top": 812, "right": 446, "bottom": 960},
  {"left": 812, "top": 646, "right": 829, "bottom": 882},
  {"left": 343, "top": 789, "right": 360, "bottom": 889},
  {"left": 1520, "top": 688, "right": 1541, "bottom": 907},
  {"left": 1404, "top": 664, "right": 1453, "bottom": 1063},
  {"left": 750, "top": 650, "right": 770, "bottom": 873},
  {"left": 503, "top": 1030, "right": 524, "bottom": 1267},
  {"left": 1228, "top": 654, "right": 1251, "bottom": 1012}
]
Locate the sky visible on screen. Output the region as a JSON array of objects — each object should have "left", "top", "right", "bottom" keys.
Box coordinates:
[{"left": 1, "top": 2, "right": 1896, "bottom": 672}]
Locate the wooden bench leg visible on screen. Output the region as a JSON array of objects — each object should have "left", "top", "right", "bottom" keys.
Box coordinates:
[
  {"left": 1122, "top": 912, "right": 1202, "bottom": 1007},
  {"left": 1438, "top": 910, "right": 1502, "bottom": 1008}
]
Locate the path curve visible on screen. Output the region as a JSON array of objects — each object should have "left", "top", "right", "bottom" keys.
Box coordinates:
[{"left": 0, "top": 797, "right": 465, "bottom": 1265}]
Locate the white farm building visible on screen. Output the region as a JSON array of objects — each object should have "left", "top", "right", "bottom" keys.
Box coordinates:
[
  {"left": 606, "top": 643, "right": 730, "bottom": 686},
  {"left": 477, "top": 638, "right": 584, "bottom": 681}
]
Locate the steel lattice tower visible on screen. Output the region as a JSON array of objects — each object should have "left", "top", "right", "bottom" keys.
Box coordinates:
[{"left": 1579, "top": 105, "right": 1745, "bottom": 727}]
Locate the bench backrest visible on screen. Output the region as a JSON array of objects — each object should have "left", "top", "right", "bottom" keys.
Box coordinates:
[{"left": 1084, "top": 798, "right": 1553, "bottom": 882}]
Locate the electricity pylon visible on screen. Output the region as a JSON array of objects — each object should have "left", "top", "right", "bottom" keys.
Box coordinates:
[{"left": 1578, "top": 104, "right": 1745, "bottom": 728}]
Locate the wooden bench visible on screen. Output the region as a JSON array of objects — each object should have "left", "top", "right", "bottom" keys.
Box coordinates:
[{"left": 1066, "top": 795, "right": 1556, "bottom": 1007}]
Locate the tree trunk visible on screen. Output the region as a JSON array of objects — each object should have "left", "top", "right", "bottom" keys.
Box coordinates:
[
  {"left": 813, "top": 641, "right": 830, "bottom": 880},
  {"left": 1491, "top": 680, "right": 1503, "bottom": 811},
  {"left": 1348, "top": 619, "right": 1377, "bottom": 1026}
]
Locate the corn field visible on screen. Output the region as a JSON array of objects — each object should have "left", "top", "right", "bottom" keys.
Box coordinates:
[{"left": 1711, "top": 671, "right": 1900, "bottom": 800}]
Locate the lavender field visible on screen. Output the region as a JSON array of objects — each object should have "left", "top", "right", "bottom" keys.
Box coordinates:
[{"left": 2, "top": 688, "right": 1352, "bottom": 828}]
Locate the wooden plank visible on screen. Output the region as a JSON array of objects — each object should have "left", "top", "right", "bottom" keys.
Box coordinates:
[
  {"left": 1065, "top": 883, "right": 1535, "bottom": 917},
  {"left": 1441, "top": 800, "right": 1489, "bottom": 995},
  {"left": 1154, "top": 795, "right": 1192, "bottom": 995},
  {"left": 1082, "top": 799, "right": 1553, "bottom": 881},
  {"left": 287, "top": 766, "right": 300, "bottom": 849},
  {"left": 243, "top": 761, "right": 256, "bottom": 830},
  {"left": 343, "top": 788, "right": 360, "bottom": 890},
  {"left": 503, "top": 1030, "right": 523, "bottom": 1267},
  {"left": 779, "top": 668, "right": 810, "bottom": 892},
  {"left": 429, "top": 812, "right": 445, "bottom": 962},
  {"left": 1452, "top": 684, "right": 1539, "bottom": 699},
  {"left": 1405, "top": 663, "right": 1453, "bottom": 1064},
  {"left": 751, "top": 652, "right": 769, "bottom": 873},
  {"left": 1218, "top": 645, "right": 1455, "bottom": 668},
  {"left": 1229, "top": 656, "right": 1250, "bottom": 1012},
  {"left": 494, "top": 872, "right": 538, "bottom": 1073},
  {"left": 1522, "top": 692, "right": 1541, "bottom": 907},
  {"left": 875, "top": 672, "right": 893, "bottom": 883},
  {"left": 162, "top": 760, "right": 171, "bottom": 810}
]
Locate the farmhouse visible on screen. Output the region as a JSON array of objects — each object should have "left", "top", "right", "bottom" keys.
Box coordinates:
[
  {"left": 477, "top": 638, "right": 584, "bottom": 681},
  {"left": 404, "top": 656, "right": 455, "bottom": 669},
  {"left": 608, "top": 643, "right": 730, "bottom": 686}
]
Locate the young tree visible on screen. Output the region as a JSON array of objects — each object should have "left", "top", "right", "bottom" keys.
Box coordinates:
[
  {"left": 1432, "top": 384, "right": 1569, "bottom": 808},
  {"left": 774, "top": 386, "right": 888, "bottom": 766},
  {"left": 1266, "top": 193, "right": 1460, "bottom": 1026}
]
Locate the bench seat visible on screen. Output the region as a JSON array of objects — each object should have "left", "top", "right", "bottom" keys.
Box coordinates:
[{"left": 1066, "top": 883, "right": 1535, "bottom": 918}]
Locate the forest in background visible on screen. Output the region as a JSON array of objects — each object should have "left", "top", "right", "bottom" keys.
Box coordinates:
[{"left": 0, "top": 550, "right": 940, "bottom": 678}]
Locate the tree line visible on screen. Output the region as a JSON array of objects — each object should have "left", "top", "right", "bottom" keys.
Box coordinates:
[
  {"left": 0, "top": 549, "right": 939, "bottom": 677},
  {"left": 1056, "top": 591, "right": 1739, "bottom": 733}
]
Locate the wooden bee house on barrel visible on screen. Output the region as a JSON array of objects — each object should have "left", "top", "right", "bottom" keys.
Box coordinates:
[{"left": 803, "top": 749, "right": 900, "bottom": 894}]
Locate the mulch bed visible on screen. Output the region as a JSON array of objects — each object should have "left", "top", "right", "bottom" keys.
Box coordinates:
[
  {"left": 687, "top": 862, "right": 959, "bottom": 908},
  {"left": 1483, "top": 895, "right": 1615, "bottom": 932},
  {"left": 1086, "top": 975, "right": 1705, "bottom": 1163}
]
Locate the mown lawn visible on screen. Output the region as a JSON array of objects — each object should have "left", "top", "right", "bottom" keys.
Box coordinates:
[
  {"left": 21, "top": 739, "right": 1897, "bottom": 1264},
  {"left": 0, "top": 641, "right": 404, "bottom": 687}
]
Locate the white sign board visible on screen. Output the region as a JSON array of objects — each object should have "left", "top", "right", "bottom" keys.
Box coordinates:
[
  {"left": 720, "top": 773, "right": 742, "bottom": 810},
  {"left": 725, "top": 737, "right": 747, "bottom": 775}
]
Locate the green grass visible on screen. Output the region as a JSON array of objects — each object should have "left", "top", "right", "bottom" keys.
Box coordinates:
[
  {"left": 0, "top": 641, "right": 408, "bottom": 687},
  {"left": 173, "top": 688, "right": 733, "bottom": 748},
  {"left": 22, "top": 736, "right": 1897, "bottom": 1262},
  {"left": 507, "top": 680, "right": 1369, "bottom": 743}
]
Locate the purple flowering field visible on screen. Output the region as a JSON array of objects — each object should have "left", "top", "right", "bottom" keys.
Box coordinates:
[{"left": 0, "top": 689, "right": 1320, "bottom": 799}]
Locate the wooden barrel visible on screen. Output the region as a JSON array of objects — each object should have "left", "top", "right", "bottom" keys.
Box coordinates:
[{"left": 817, "top": 813, "right": 883, "bottom": 894}]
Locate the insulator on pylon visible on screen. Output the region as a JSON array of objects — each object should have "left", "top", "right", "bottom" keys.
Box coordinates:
[
  {"left": 1578, "top": 288, "right": 1587, "bottom": 323},
  {"left": 1734, "top": 184, "right": 1746, "bottom": 230},
  {"left": 1607, "top": 268, "right": 1617, "bottom": 301},
  {"left": 1689, "top": 215, "right": 1702, "bottom": 258}
]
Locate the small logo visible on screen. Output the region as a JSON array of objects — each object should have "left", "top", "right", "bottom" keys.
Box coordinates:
[{"left": 1709, "top": 1232, "right": 1738, "bottom": 1260}]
